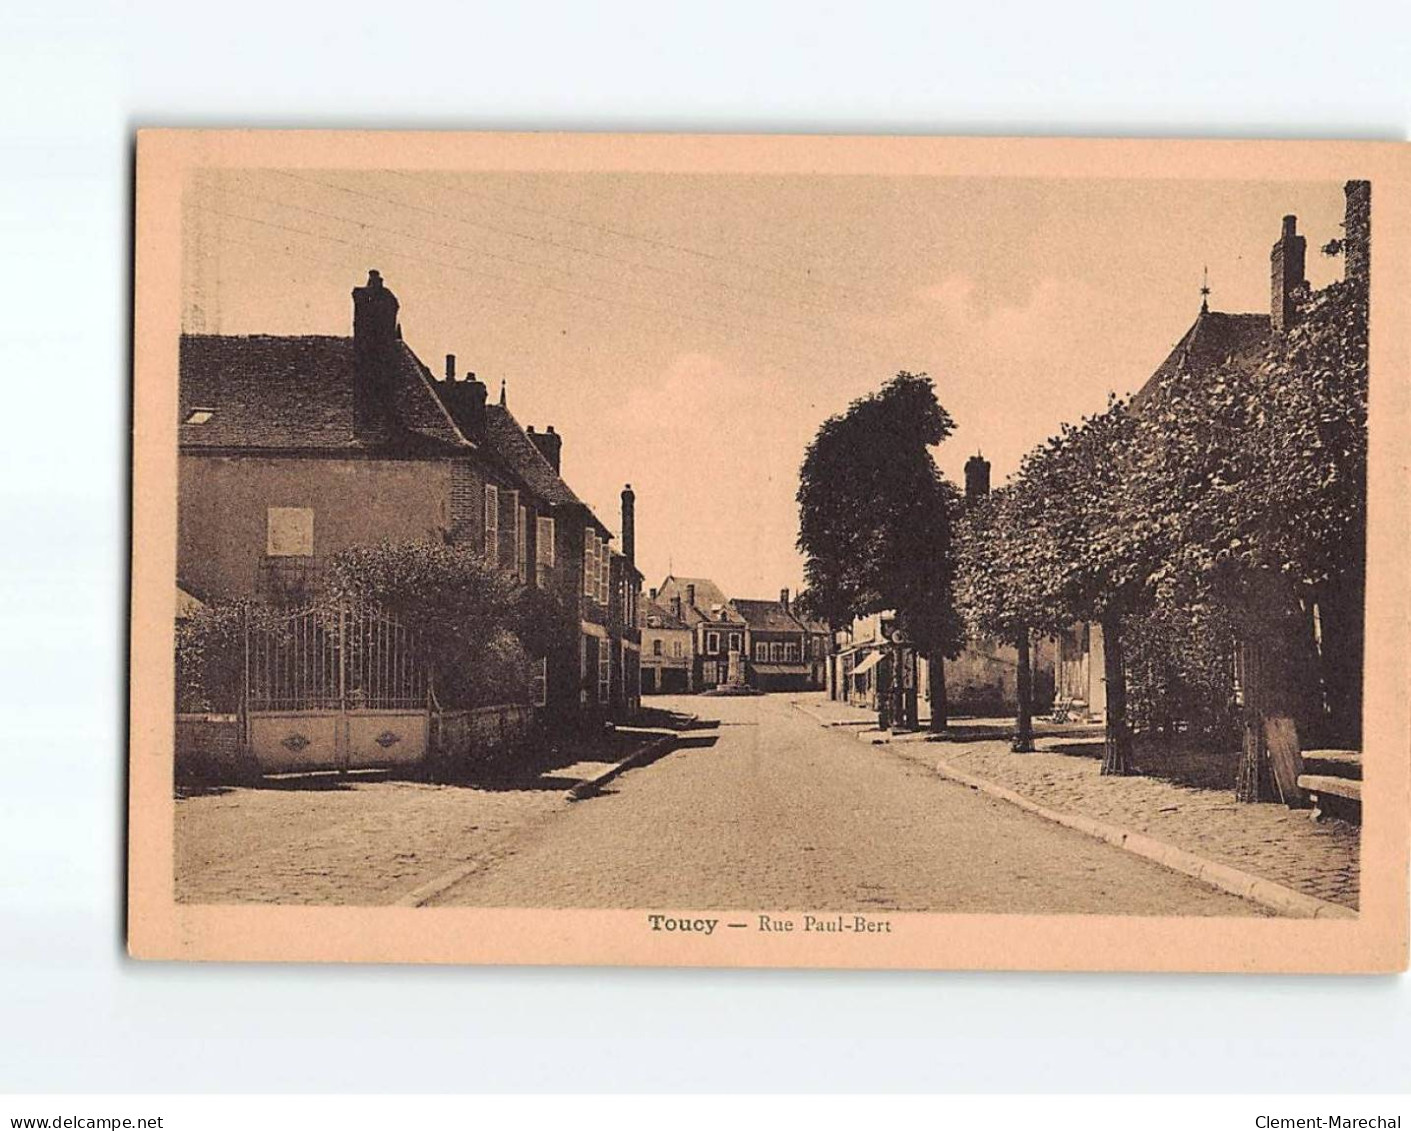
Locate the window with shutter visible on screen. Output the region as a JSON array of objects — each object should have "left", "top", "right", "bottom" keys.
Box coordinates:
[
  {"left": 484, "top": 485, "right": 499, "bottom": 567},
  {"left": 516, "top": 503, "right": 528, "bottom": 581},
  {"left": 535, "top": 516, "right": 555, "bottom": 586}
]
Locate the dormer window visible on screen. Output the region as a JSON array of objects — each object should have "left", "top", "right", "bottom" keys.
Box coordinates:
[{"left": 185, "top": 408, "right": 214, "bottom": 425}]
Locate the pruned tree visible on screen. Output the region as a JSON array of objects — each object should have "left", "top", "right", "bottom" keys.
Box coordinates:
[
  {"left": 797, "top": 371, "right": 965, "bottom": 730},
  {"left": 324, "top": 540, "right": 578, "bottom": 712},
  {"left": 1121, "top": 276, "right": 1368, "bottom": 797}
]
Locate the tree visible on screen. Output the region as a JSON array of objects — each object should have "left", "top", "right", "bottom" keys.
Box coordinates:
[
  {"left": 1120, "top": 277, "right": 1368, "bottom": 796},
  {"left": 970, "top": 400, "right": 1143, "bottom": 772},
  {"left": 324, "top": 540, "right": 577, "bottom": 712},
  {"left": 955, "top": 487, "right": 1056, "bottom": 751},
  {"left": 796, "top": 372, "right": 965, "bottom": 731}
]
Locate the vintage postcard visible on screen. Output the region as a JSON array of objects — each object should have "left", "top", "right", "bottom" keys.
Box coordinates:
[{"left": 129, "top": 131, "right": 1409, "bottom": 971}]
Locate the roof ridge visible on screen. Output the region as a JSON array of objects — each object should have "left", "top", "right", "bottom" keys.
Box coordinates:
[{"left": 399, "top": 342, "right": 475, "bottom": 449}]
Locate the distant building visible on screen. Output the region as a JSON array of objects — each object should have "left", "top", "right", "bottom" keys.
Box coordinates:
[
  {"left": 729, "top": 591, "right": 814, "bottom": 692},
  {"left": 639, "top": 590, "right": 694, "bottom": 693},
  {"left": 654, "top": 576, "right": 745, "bottom": 690}
]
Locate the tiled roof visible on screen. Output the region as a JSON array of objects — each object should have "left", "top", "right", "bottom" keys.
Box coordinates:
[
  {"left": 1131, "top": 309, "right": 1270, "bottom": 412},
  {"left": 657, "top": 576, "right": 728, "bottom": 611},
  {"left": 178, "top": 334, "right": 469, "bottom": 452},
  {"left": 640, "top": 599, "right": 690, "bottom": 631},
  {"left": 481, "top": 404, "right": 584, "bottom": 508},
  {"left": 729, "top": 598, "right": 806, "bottom": 633}
]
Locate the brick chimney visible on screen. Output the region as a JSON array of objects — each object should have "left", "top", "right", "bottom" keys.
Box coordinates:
[
  {"left": 353, "top": 270, "right": 399, "bottom": 352},
  {"left": 964, "top": 452, "right": 991, "bottom": 502},
  {"left": 649, "top": 587, "right": 657, "bottom": 601},
  {"left": 1271, "top": 215, "right": 1307, "bottom": 334},
  {"left": 435, "top": 367, "right": 488, "bottom": 439},
  {"left": 779, "top": 587, "right": 790, "bottom": 612},
  {"left": 670, "top": 595, "right": 682, "bottom": 620},
  {"left": 527, "top": 425, "right": 563, "bottom": 474},
  {"left": 621, "top": 484, "right": 636, "bottom": 568},
  {"left": 351, "top": 270, "right": 401, "bottom": 436},
  {"left": 1344, "top": 180, "right": 1371, "bottom": 288},
  {"left": 686, "top": 583, "right": 696, "bottom": 609}
]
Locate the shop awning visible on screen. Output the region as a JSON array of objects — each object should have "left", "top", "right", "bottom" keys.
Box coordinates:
[{"left": 851, "top": 650, "right": 885, "bottom": 677}]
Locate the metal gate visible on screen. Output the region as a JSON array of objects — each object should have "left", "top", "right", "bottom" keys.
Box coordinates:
[{"left": 244, "top": 604, "right": 429, "bottom": 774}]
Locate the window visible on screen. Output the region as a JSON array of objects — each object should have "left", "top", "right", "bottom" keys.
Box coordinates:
[
  {"left": 728, "top": 632, "right": 741, "bottom": 653},
  {"left": 702, "top": 661, "right": 718, "bottom": 684},
  {"left": 755, "top": 642, "right": 767, "bottom": 662},
  {"left": 532, "top": 657, "right": 548, "bottom": 707},
  {"left": 535, "top": 516, "right": 555, "bottom": 586},
  {"left": 653, "top": 639, "right": 663, "bottom": 657},
  {"left": 266, "top": 507, "right": 313, "bottom": 557},
  {"left": 484, "top": 485, "right": 499, "bottom": 567},
  {"left": 516, "top": 504, "right": 528, "bottom": 581},
  {"left": 598, "top": 648, "right": 610, "bottom": 704},
  {"left": 672, "top": 640, "right": 683, "bottom": 659},
  {"left": 504, "top": 489, "right": 519, "bottom": 576},
  {"left": 706, "top": 631, "right": 720, "bottom": 655},
  {"left": 185, "top": 407, "right": 214, "bottom": 425},
  {"left": 584, "top": 528, "right": 596, "bottom": 598},
  {"left": 784, "top": 642, "right": 798, "bottom": 662},
  {"left": 598, "top": 539, "right": 609, "bottom": 605},
  {"left": 770, "top": 642, "right": 782, "bottom": 662}
]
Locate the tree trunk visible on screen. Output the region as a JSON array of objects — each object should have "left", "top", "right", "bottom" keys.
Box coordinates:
[
  {"left": 928, "top": 653, "right": 948, "bottom": 732},
  {"left": 1235, "top": 636, "right": 1278, "bottom": 802},
  {"left": 1100, "top": 612, "right": 1132, "bottom": 775},
  {"left": 1316, "top": 575, "right": 1365, "bottom": 750},
  {"left": 903, "top": 650, "right": 919, "bottom": 729},
  {"left": 1012, "top": 627, "right": 1034, "bottom": 752}
]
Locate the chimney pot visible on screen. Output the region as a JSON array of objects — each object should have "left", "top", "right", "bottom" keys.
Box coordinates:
[
  {"left": 1271, "top": 214, "right": 1307, "bottom": 334},
  {"left": 621, "top": 484, "right": 636, "bottom": 568},
  {"left": 965, "top": 452, "right": 992, "bottom": 501},
  {"left": 527, "top": 424, "right": 563, "bottom": 474}
]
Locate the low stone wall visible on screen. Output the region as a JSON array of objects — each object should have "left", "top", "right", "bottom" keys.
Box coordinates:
[
  {"left": 430, "top": 703, "right": 537, "bottom": 776},
  {"left": 175, "top": 714, "right": 249, "bottom": 782}
]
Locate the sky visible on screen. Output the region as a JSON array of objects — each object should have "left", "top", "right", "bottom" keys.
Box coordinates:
[{"left": 181, "top": 170, "right": 1352, "bottom": 600}]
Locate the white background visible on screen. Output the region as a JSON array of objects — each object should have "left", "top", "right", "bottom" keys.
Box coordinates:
[{"left": 2, "top": 0, "right": 1409, "bottom": 1094}]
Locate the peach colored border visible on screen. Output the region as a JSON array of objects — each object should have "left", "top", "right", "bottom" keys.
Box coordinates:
[{"left": 129, "top": 131, "right": 1410, "bottom": 971}]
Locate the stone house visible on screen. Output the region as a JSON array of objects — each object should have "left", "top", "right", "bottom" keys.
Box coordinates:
[
  {"left": 178, "top": 269, "right": 636, "bottom": 720},
  {"left": 639, "top": 591, "right": 694, "bottom": 693},
  {"left": 729, "top": 592, "right": 813, "bottom": 692},
  {"left": 653, "top": 576, "right": 745, "bottom": 690}
]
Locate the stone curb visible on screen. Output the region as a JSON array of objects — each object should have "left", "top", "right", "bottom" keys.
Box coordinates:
[
  {"left": 566, "top": 731, "right": 681, "bottom": 801},
  {"left": 395, "top": 726, "right": 688, "bottom": 908},
  {"left": 791, "top": 699, "right": 1356, "bottom": 920},
  {"left": 929, "top": 756, "right": 1357, "bottom": 920}
]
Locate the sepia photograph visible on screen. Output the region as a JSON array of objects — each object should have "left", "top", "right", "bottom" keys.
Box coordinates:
[{"left": 128, "top": 132, "right": 1410, "bottom": 971}]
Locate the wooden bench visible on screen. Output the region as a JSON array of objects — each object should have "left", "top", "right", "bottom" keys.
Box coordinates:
[{"left": 1296, "top": 773, "right": 1361, "bottom": 823}]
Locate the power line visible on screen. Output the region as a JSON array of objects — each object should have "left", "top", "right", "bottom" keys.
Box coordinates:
[
  {"left": 187, "top": 201, "right": 884, "bottom": 376},
  {"left": 272, "top": 169, "right": 896, "bottom": 347},
  {"left": 209, "top": 180, "right": 882, "bottom": 354},
  {"left": 387, "top": 169, "right": 896, "bottom": 313}
]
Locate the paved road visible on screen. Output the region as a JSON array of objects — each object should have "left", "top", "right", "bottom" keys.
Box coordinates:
[{"left": 432, "top": 694, "right": 1268, "bottom": 915}]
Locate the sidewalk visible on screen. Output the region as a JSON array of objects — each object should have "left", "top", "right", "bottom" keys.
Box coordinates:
[
  {"left": 175, "top": 723, "right": 680, "bottom": 906},
  {"left": 792, "top": 694, "right": 1359, "bottom": 911}
]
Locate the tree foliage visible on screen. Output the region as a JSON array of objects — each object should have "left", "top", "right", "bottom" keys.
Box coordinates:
[
  {"left": 324, "top": 540, "right": 576, "bottom": 709},
  {"left": 796, "top": 371, "right": 964, "bottom": 660}
]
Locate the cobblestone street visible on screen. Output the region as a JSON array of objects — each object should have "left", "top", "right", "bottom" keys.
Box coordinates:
[
  {"left": 428, "top": 694, "right": 1268, "bottom": 914},
  {"left": 795, "top": 694, "right": 1360, "bottom": 910}
]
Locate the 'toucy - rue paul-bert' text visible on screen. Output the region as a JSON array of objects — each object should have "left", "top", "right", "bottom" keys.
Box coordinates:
[{"left": 646, "top": 914, "right": 893, "bottom": 936}]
